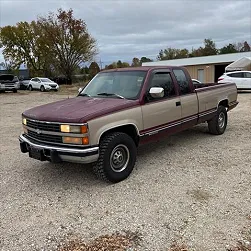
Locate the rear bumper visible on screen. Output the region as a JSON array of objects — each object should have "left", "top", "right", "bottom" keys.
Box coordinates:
[{"left": 19, "top": 134, "right": 99, "bottom": 164}]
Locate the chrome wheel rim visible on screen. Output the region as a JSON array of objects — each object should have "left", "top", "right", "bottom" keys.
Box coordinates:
[
  {"left": 218, "top": 112, "right": 225, "bottom": 128},
  {"left": 110, "top": 144, "right": 130, "bottom": 172}
]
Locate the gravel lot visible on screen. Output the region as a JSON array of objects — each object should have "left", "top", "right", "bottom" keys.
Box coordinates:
[{"left": 0, "top": 90, "right": 250, "bottom": 251}]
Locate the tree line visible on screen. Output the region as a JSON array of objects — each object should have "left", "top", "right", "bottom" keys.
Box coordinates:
[
  {"left": 0, "top": 9, "right": 97, "bottom": 83},
  {"left": 0, "top": 9, "right": 250, "bottom": 83}
]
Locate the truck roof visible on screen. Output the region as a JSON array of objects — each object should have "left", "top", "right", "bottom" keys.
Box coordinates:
[{"left": 101, "top": 66, "right": 185, "bottom": 73}]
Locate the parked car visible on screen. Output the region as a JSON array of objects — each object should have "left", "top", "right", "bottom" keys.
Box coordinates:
[
  {"left": 218, "top": 71, "right": 251, "bottom": 90},
  {"left": 19, "top": 66, "right": 238, "bottom": 183},
  {"left": 28, "top": 77, "right": 59, "bottom": 92},
  {"left": 0, "top": 74, "right": 20, "bottom": 93},
  {"left": 19, "top": 79, "right": 31, "bottom": 90}
]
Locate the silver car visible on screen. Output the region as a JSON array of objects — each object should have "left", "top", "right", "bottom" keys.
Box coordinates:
[{"left": 0, "top": 74, "right": 20, "bottom": 93}]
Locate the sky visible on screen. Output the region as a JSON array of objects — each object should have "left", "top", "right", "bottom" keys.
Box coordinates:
[{"left": 0, "top": 0, "right": 251, "bottom": 67}]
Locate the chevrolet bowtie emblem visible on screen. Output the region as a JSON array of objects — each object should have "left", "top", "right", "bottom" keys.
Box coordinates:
[{"left": 36, "top": 129, "right": 41, "bottom": 134}]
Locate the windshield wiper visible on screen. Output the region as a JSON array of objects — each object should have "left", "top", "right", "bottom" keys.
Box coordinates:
[
  {"left": 78, "top": 93, "right": 91, "bottom": 97},
  {"left": 97, "top": 92, "right": 125, "bottom": 99}
]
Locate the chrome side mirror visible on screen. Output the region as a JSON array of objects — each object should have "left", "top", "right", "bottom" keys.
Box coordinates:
[{"left": 149, "top": 87, "right": 164, "bottom": 98}]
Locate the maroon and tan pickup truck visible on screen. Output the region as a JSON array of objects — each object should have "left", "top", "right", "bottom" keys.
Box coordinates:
[{"left": 19, "top": 66, "right": 238, "bottom": 182}]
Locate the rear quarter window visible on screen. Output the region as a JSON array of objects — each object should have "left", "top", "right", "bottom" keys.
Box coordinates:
[{"left": 228, "top": 72, "right": 244, "bottom": 78}]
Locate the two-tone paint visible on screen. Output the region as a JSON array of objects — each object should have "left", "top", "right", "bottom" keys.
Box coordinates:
[{"left": 20, "top": 66, "right": 238, "bottom": 164}]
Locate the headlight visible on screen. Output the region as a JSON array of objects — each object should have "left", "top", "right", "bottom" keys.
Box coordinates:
[
  {"left": 22, "top": 117, "right": 27, "bottom": 125},
  {"left": 60, "top": 124, "right": 88, "bottom": 133},
  {"left": 62, "top": 136, "right": 89, "bottom": 145}
]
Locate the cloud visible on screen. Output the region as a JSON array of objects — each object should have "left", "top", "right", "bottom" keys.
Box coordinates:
[{"left": 0, "top": 0, "right": 250, "bottom": 65}]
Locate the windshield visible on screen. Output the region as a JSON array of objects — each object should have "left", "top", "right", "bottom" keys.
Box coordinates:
[
  {"left": 80, "top": 71, "right": 147, "bottom": 99},
  {"left": 40, "top": 78, "right": 53, "bottom": 82}
]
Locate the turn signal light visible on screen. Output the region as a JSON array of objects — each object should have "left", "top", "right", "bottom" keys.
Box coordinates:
[
  {"left": 82, "top": 137, "right": 89, "bottom": 145},
  {"left": 62, "top": 137, "right": 82, "bottom": 145},
  {"left": 81, "top": 125, "right": 88, "bottom": 133}
]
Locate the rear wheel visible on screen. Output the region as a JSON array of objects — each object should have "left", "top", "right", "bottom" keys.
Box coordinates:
[
  {"left": 40, "top": 85, "right": 45, "bottom": 92},
  {"left": 93, "top": 132, "right": 137, "bottom": 183},
  {"left": 208, "top": 105, "right": 228, "bottom": 135},
  {"left": 28, "top": 85, "right": 33, "bottom": 91}
]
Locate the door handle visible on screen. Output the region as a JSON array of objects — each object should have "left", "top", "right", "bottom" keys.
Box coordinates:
[{"left": 176, "top": 101, "right": 181, "bottom": 106}]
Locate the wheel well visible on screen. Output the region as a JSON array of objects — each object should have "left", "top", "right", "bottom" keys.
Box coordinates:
[
  {"left": 218, "top": 99, "right": 229, "bottom": 108},
  {"left": 100, "top": 125, "right": 139, "bottom": 146}
]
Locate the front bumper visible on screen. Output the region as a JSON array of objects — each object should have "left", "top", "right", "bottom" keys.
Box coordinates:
[
  {"left": 19, "top": 134, "right": 99, "bottom": 164},
  {"left": 45, "top": 85, "right": 59, "bottom": 91},
  {"left": 0, "top": 83, "right": 19, "bottom": 90}
]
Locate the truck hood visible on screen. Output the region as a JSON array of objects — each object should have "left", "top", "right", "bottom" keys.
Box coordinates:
[{"left": 23, "top": 97, "right": 139, "bottom": 123}]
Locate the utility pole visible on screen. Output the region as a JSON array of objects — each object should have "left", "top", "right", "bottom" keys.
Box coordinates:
[{"left": 99, "top": 58, "right": 103, "bottom": 70}]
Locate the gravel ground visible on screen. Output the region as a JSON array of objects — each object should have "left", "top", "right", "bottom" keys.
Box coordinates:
[{"left": 0, "top": 90, "right": 250, "bottom": 251}]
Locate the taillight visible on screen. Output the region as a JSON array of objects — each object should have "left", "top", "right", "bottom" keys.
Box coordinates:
[{"left": 218, "top": 77, "right": 224, "bottom": 81}]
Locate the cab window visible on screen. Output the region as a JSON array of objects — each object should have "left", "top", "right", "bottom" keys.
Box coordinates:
[
  {"left": 148, "top": 72, "right": 176, "bottom": 99},
  {"left": 173, "top": 69, "right": 191, "bottom": 95}
]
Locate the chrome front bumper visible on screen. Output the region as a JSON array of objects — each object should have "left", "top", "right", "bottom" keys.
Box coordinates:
[{"left": 19, "top": 134, "right": 99, "bottom": 164}]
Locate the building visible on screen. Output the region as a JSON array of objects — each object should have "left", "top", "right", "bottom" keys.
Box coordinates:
[{"left": 142, "top": 51, "right": 251, "bottom": 83}]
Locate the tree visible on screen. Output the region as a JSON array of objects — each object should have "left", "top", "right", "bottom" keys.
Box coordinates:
[
  {"left": 240, "top": 41, "right": 250, "bottom": 52},
  {"left": 157, "top": 47, "right": 189, "bottom": 60},
  {"left": 89, "top": 61, "right": 100, "bottom": 78},
  {"left": 219, "top": 43, "right": 238, "bottom": 54},
  {"left": 0, "top": 59, "right": 16, "bottom": 73},
  {"left": 202, "top": 38, "right": 218, "bottom": 56},
  {"left": 121, "top": 62, "right": 130, "bottom": 67},
  {"left": 0, "top": 9, "right": 97, "bottom": 81},
  {"left": 117, "top": 60, "right": 123, "bottom": 68},
  {"left": 131, "top": 57, "right": 140, "bottom": 67},
  {"left": 37, "top": 9, "right": 97, "bottom": 81},
  {"left": 140, "top": 57, "right": 153, "bottom": 64},
  {"left": 0, "top": 21, "right": 49, "bottom": 75}
]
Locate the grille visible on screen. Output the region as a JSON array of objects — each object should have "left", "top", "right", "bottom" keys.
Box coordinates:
[
  {"left": 49, "top": 84, "right": 57, "bottom": 87},
  {"left": 27, "top": 130, "right": 62, "bottom": 143},
  {"left": 5, "top": 83, "right": 15, "bottom": 87},
  {"left": 27, "top": 119, "right": 60, "bottom": 132}
]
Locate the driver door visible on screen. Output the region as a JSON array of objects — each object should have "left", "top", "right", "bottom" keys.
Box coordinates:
[{"left": 141, "top": 71, "right": 181, "bottom": 140}]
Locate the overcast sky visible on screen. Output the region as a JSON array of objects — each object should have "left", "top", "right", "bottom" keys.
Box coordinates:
[{"left": 0, "top": 0, "right": 251, "bottom": 66}]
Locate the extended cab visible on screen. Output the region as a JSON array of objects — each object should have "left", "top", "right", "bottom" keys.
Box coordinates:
[{"left": 19, "top": 66, "right": 238, "bottom": 182}]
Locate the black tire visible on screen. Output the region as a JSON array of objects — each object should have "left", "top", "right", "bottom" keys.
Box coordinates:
[
  {"left": 208, "top": 105, "right": 228, "bottom": 135},
  {"left": 28, "top": 85, "right": 33, "bottom": 91},
  {"left": 93, "top": 132, "right": 137, "bottom": 183},
  {"left": 40, "top": 85, "right": 45, "bottom": 92},
  {"left": 13, "top": 89, "right": 17, "bottom": 93}
]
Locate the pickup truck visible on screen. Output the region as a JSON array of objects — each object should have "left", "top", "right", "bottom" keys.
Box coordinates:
[{"left": 19, "top": 66, "right": 238, "bottom": 183}]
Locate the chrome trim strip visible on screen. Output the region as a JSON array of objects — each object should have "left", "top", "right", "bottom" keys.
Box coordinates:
[
  {"left": 19, "top": 135, "right": 98, "bottom": 154},
  {"left": 23, "top": 134, "right": 89, "bottom": 148},
  {"left": 199, "top": 109, "right": 217, "bottom": 117},
  {"left": 141, "top": 115, "right": 198, "bottom": 136}
]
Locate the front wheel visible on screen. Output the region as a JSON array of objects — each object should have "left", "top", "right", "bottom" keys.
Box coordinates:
[
  {"left": 208, "top": 105, "right": 228, "bottom": 135},
  {"left": 93, "top": 132, "right": 137, "bottom": 183},
  {"left": 13, "top": 90, "right": 17, "bottom": 93},
  {"left": 40, "top": 85, "right": 45, "bottom": 92},
  {"left": 28, "top": 85, "right": 33, "bottom": 91}
]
